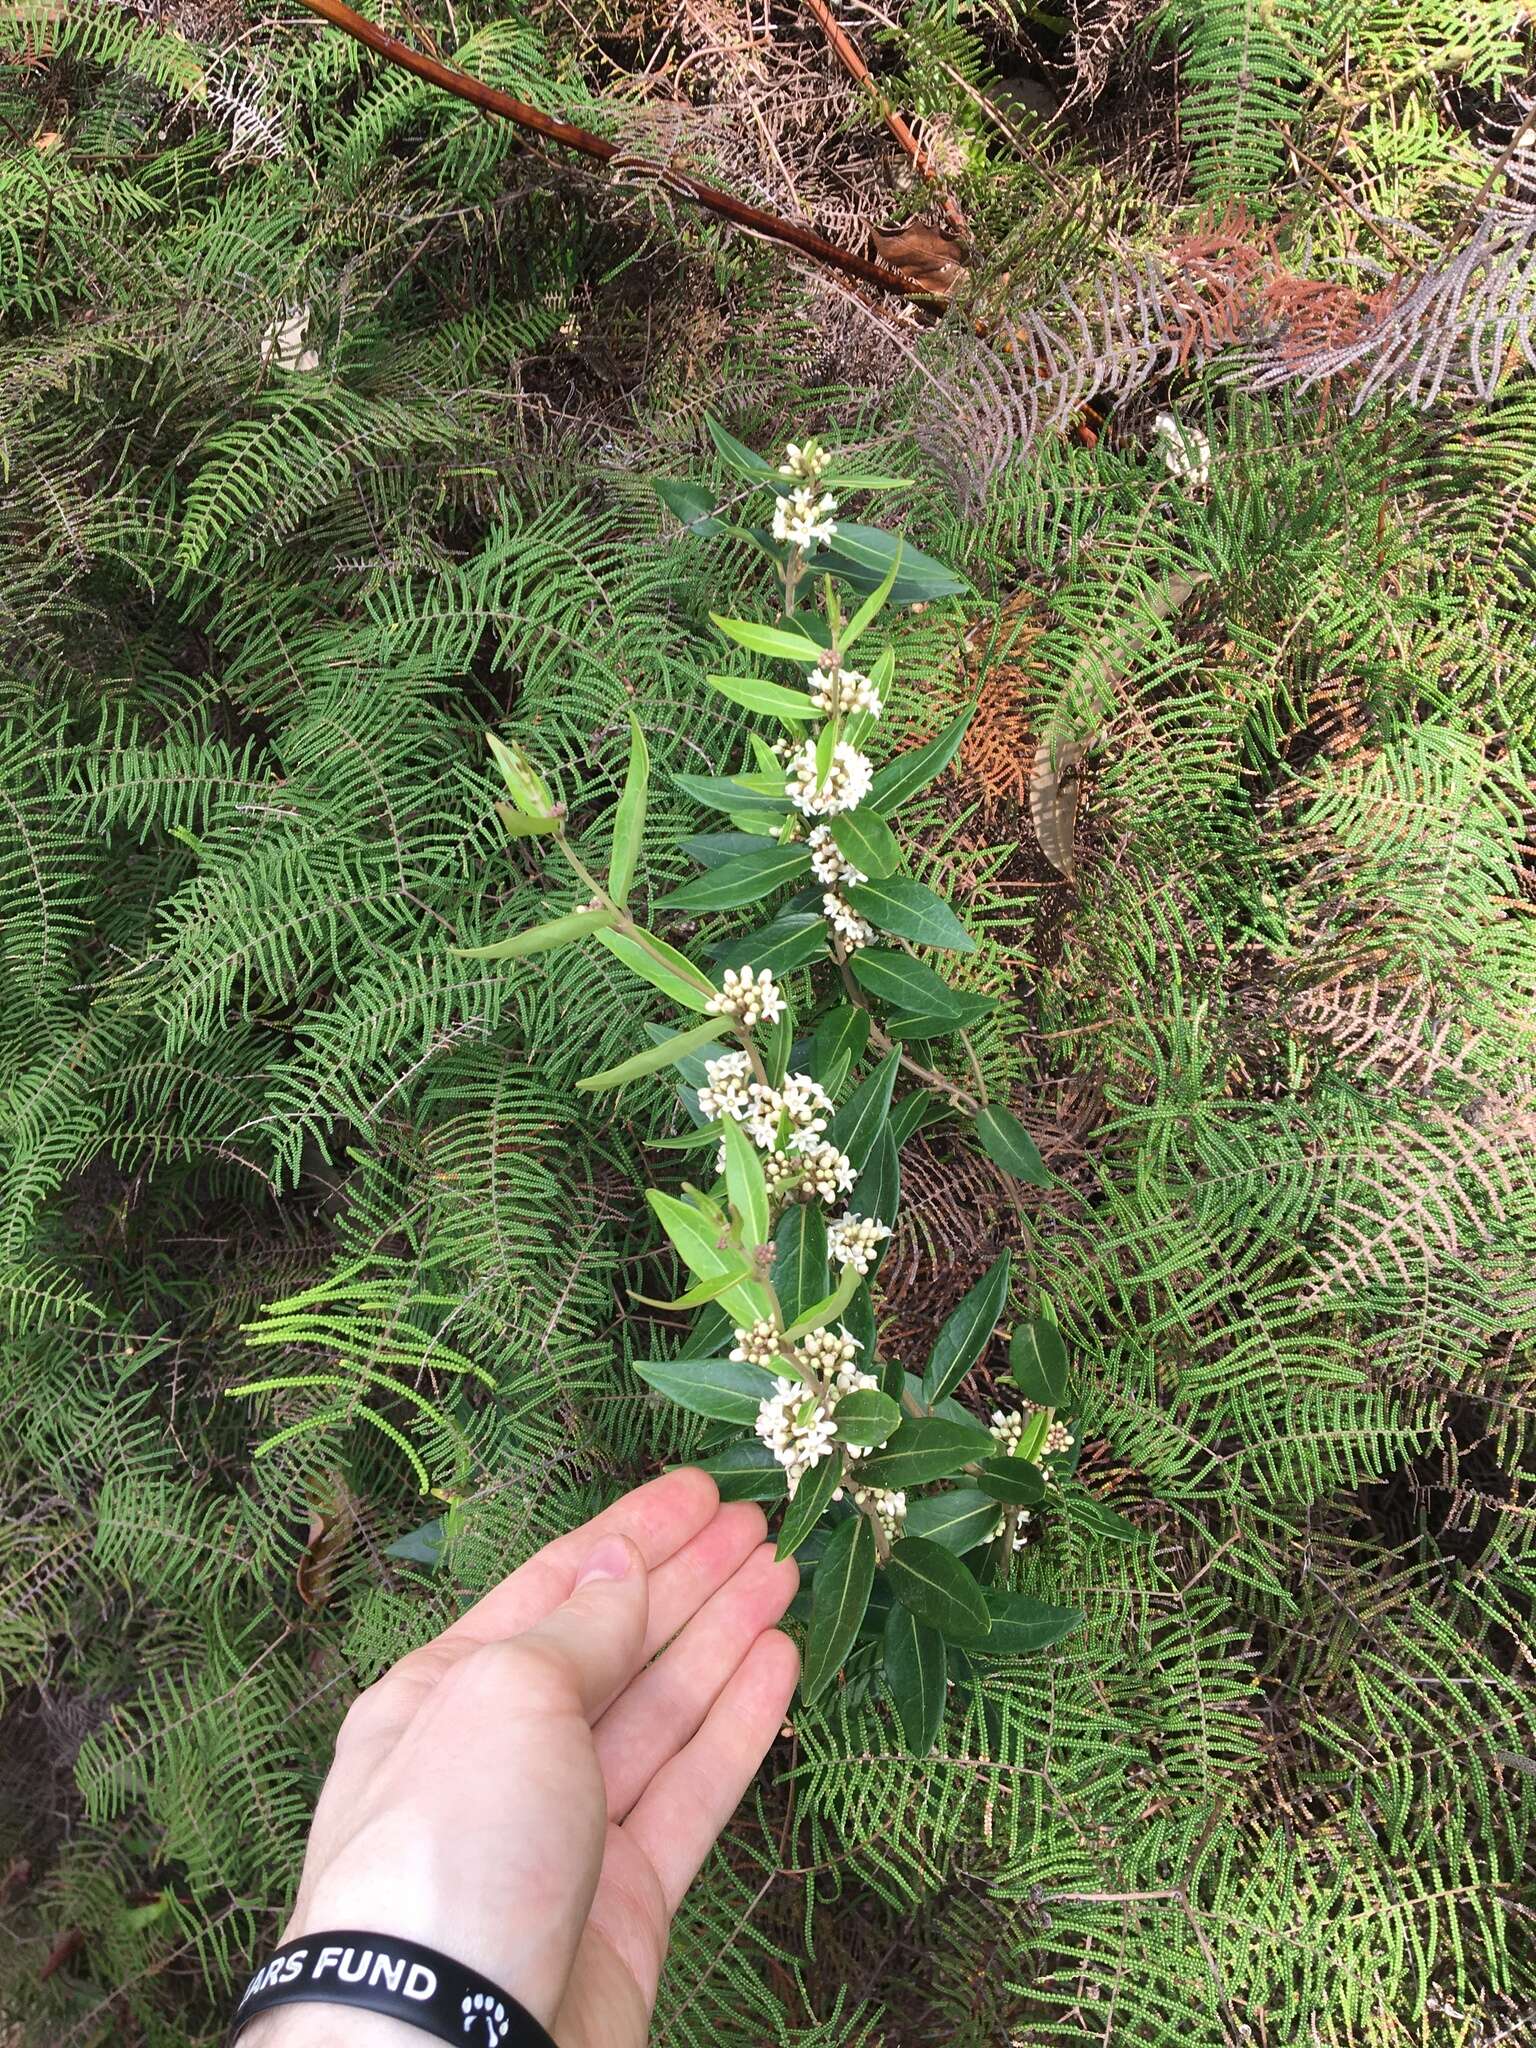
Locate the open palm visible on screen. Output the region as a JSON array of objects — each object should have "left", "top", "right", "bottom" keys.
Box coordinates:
[{"left": 244, "top": 1469, "right": 799, "bottom": 2048}]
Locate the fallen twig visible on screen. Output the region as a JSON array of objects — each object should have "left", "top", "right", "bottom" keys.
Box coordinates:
[{"left": 295, "top": 0, "right": 926, "bottom": 300}]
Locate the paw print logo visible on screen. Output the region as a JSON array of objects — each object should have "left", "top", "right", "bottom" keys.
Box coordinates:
[{"left": 461, "top": 1991, "right": 510, "bottom": 2045}]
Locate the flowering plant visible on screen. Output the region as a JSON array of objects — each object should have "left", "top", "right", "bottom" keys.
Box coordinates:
[{"left": 460, "top": 424, "right": 1116, "bottom": 1747}]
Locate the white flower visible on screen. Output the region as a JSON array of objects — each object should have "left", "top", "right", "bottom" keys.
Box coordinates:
[
  {"left": 779, "top": 1072, "right": 833, "bottom": 1132},
  {"left": 706, "top": 964, "right": 785, "bottom": 1028},
  {"left": 779, "top": 439, "right": 832, "bottom": 483},
  {"left": 698, "top": 1051, "right": 753, "bottom": 1123},
  {"left": 850, "top": 1484, "right": 907, "bottom": 1540},
  {"left": 808, "top": 824, "right": 866, "bottom": 889},
  {"left": 800, "top": 1325, "right": 863, "bottom": 1378},
  {"left": 765, "top": 1139, "right": 856, "bottom": 1204},
  {"left": 260, "top": 302, "right": 320, "bottom": 373},
  {"left": 1153, "top": 412, "right": 1211, "bottom": 487},
  {"left": 990, "top": 1506, "right": 1034, "bottom": 1550},
  {"left": 755, "top": 1378, "right": 838, "bottom": 1496},
  {"left": 989, "top": 1407, "right": 1031, "bottom": 1456},
  {"left": 822, "top": 891, "right": 876, "bottom": 951},
  {"left": 1044, "top": 1420, "right": 1074, "bottom": 1457},
  {"left": 827, "top": 1212, "right": 892, "bottom": 1276},
  {"left": 772, "top": 485, "right": 838, "bottom": 553},
  {"left": 785, "top": 739, "right": 873, "bottom": 818},
  {"left": 730, "top": 1319, "right": 782, "bottom": 1367},
  {"left": 808, "top": 665, "right": 882, "bottom": 719}
]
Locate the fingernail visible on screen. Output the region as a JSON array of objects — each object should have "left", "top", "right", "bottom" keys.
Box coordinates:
[{"left": 575, "top": 1536, "right": 633, "bottom": 1587}]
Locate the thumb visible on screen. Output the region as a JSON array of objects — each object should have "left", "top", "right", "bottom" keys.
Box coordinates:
[{"left": 513, "top": 1534, "right": 650, "bottom": 1721}]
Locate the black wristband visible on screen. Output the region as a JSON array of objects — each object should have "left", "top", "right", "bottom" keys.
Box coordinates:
[{"left": 228, "top": 1930, "right": 558, "bottom": 2048}]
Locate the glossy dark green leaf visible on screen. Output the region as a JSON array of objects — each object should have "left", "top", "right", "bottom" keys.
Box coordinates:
[
  {"left": 975, "top": 1106, "right": 1051, "bottom": 1187},
  {"left": 844, "top": 878, "right": 974, "bottom": 952},
  {"left": 853, "top": 1124, "right": 900, "bottom": 1234},
  {"left": 974, "top": 1589, "right": 1084, "bottom": 1655},
  {"left": 887, "top": 996, "right": 996, "bottom": 1040},
  {"left": 857, "top": 1416, "right": 993, "bottom": 1489},
  {"left": 883, "top": 1603, "right": 947, "bottom": 1754},
  {"left": 634, "top": 1355, "right": 775, "bottom": 1425},
  {"left": 710, "top": 913, "right": 827, "bottom": 976},
  {"left": 845, "top": 1282, "right": 878, "bottom": 1363},
  {"left": 721, "top": 1116, "right": 770, "bottom": 1249},
  {"left": 922, "top": 1251, "right": 1012, "bottom": 1405},
  {"left": 888, "top": 1090, "right": 947, "bottom": 1148},
  {"left": 974, "top": 1456, "right": 1047, "bottom": 1506},
  {"left": 674, "top": 771, "right": 790, "bottom": 816},
  {"left": 695, "top": 1440, "right": 787, "bottom": 1502},
  {"left": 657, "top": 845, "right": 812, "bottom": 912},
  {"left": 775, "top": 1451, "right": 843, "bottom": 1558},
  {"left": 885, "top": 1535, "right": 991, "bottom": 1641},
  {"left": 802, "top": 1513, "right": 876, "bottom": 1703},
  {"left": 903, "top": 1487, "right": 998, "bottom": 1553},
  {"left": 385, "top": 1516, "right": 446, "bottom": 1565},
  {"left": 1010, "top": 1317, "right": 1069, "bottom": 1408},
  {"left": 1059, "top": 1488, "right": 1149, "bottom": 1544},
  {"left": 825, "top": 1049, "right": 900, "bottom": 1171},
  {"left": 654, "top": 477, "right": 729, "bottom": 534},
  {"left": 810, "top": 1004, "right": 870, "bottom": 1076},
  {"left": 710, "top": 611, "right": 824, "bottom": 663},
  {"left": 868, "top": 706, "right": 976, "bottom": 816},
  {"left": 848, "top": 948, "right": 967, "bottom": 1017},
  {"left": 828, "top": 810, "right": 901, "bottom": 880},
  {"left": 705, "top": 416, "right": 780, "bottom": 482},
  {"left": 701, "top": 671, "right": 818, "bottom": 722},
  {"left": 773, "top": 1202, "right": 828, "bottom": 1324},
  {"left": 682, "top": 830, "right": 780, "bottom": 869},
  {"left": 833, "top": 1388, "right": 901, "bottom": 1446},
  {"left": 818, "top": 522, "right": 969, "bottom": 606}
]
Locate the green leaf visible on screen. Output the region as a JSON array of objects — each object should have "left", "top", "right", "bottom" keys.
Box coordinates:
[
  {"left": 974, "top": 1456, "right": 1047, "bottom": 1506},
  {"left": 711, "top": 612, "right": 825, "bottom": 663},
  {"left": 1010, "top": 1317, "right": 1069, "bottom": 1408},
  {"left": 819, "top": 522, "right": 969, "bottom": 605},
  {"left": 854, "top": 1124, "right": 900, "bottom": 1233},
  {"left": 842, "top": 545, "right": 902, "bottom": 649},
  {"left": 703, "top": 672, "right": 818, "bottom": 722},
  {"left": 975, "top": 1106, "right": 1051, "bottom": 1187},
  {"left": 577, "top": 1017, "right": 731, "bottom": 1093},
  {"left": 848, "top": 949, "right": 967, "bottom": 1017},
  {"left": 683, "top": 830, "right": 781, "bottom": 868},
  {"left": 452, "top": 907, "right": 616, "bottom": 961},
  {"left": 887, "top": 999, "right": 996, "bottom": 1040},
  {"left": 922, "top": 1252, "right": 1012, "bottom": 1405},
  {"left": 885, "top": 1535, "right": 991, "bottom": 1641},
  {"left": 825, "top": 1050, "right": 900, "bottom": 1171},
  {"left": 710, "top": 913, "right": 828, "bottom": 977},
  {"left": 695, "top": 1440, "right": 787, "bottom": 1502},
  {"left": 903, "top": 1487, "right": 998, "bottom": 1553},
  {"left": 974, "top": 1589, "right": 1084, "bottom": 1656},
  {"left": 828, "top": 810, "right": 902, "bottom": 880},
  {"left": 810, "top": 1004, "right": 870, "bottom": 1075},
  {"left": 607, "top": 715, "right": 649, "bottom": 905},
  {"left": 888, "top": 1090, "right": 946, "bottom": 1148},
  {"left": 705, "top": 416, "right": 780, "bottom": 482},
  {"left": 775, "top": 1451, "right": 843, "bottom": 1558},
  {"left": 385, "top": 1515, "right": 446, "bottom": 1565},
  {"left": 782, "top": 1261, "right": 862, "bottom": 1340},
  {"left": 857, "top": 1416, "right": 994, "bottom": 1489},
  {"left": 868, "top": 706, "right": 976, "bottom": 815},
  {"left": 802, "top": 1512, "right": 876, "bottom": 1704},
  {"left": 844, "top": 878, "right": 974, "bottom": 952},
  {"left": 654, "top": 477, "right": 728, "bottom": 535},
  {"left": 721, "top": 1117, "right": 770, "bottom": 1249},
  {"left": 493, "top": 803, "right": 557, "bottom": 840},
  {"left": 630, "top": 1261, "right": 757, "bottom": 1310},
  {"left": 635, "top": 1355, "right": 775, "bottom": 1425},
  {"left": 832, "top": 1387, "right": 901, "bottom": 1447},
  {"left": 773, "top": 1203, "right": 828, "bottom": 1324},
  {"left": 884, "top": 1604, "right": 947, "bottom": 1754},
  {"left": 675, "top": 771, "right": 791, "bottom": 816},
  {"left": 1059, "top": 1488, "right": 1149, "bottom": 1544},
  {"left": 646, "top": 1190, "right": 773, "bottom": 1325},
  {"left": 656, "top": 845, "right": 812, "bottom": 912},
  {"left": 485, "top": 730, "right": 556, "bottom": 815},
  {"left": 594, "top": 927, "right": 716, "bottom": 1011}
]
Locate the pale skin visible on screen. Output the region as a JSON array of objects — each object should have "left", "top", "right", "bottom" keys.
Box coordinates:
[{"left": 245, "top": 1470, "right": 800, "bottom": 2048}]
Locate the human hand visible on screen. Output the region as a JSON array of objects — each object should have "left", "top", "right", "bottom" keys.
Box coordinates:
[{"left": 243, "top": 1469, "right": 799, "bottom": 2048}]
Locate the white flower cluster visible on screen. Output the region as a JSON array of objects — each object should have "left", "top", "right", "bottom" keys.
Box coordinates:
[
  {"left": 772, "top": 487, "right": 838, "bottom": 553},
  {"left": 1153, "top": 412, "right": 1212, "bottom": 488},
  {"left": 751, "top": 1326, "right": 888, "bottom": 1494},
  {"left": 850, "top": 1484, "right": 907, "bottom": 1541},
  {"left": 808, "top": 665, "right": 882, "bottom": 718},
  {"left": 765, "top": 1139, "right": 856, "bottom": 1204},
  {"left": 807, "top": 824, "right": 866, "bottom": 889},
  {"left": 785, "top": 738, "right": 873, "bottom": 818},
  {"left": 779, "top": 439, "right": 832, "bottom": 484},
  {"left": 827, "top": 1211, "right": 891, "bottom": 1275},
  {"left": 1044, "top": 1419, "right": 1074, "bottom": 1457},
  {"left": 705, "top": 964, "right": 785, "bottom": 1028},
  {"left": 990, "top": 1506, "right": 1034, "bottom": 1551},
  {"left": 822, "top": 891, "right": 876, "bottom": 951},
  {"left": 990, "top": 1407, "right": 1031, "bottom": 1455}
]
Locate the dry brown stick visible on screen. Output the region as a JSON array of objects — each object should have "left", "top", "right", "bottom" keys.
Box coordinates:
[
  {"left": 295, "top": 0, "right": 925, "bottom": 300},
  {"left": 798, "top": 0, "right": 968, "bottom": 235}
]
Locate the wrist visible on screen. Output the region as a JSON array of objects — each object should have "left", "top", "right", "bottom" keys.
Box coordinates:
[{"left": 240, "top": 2009, "right": 421, "bottom": 2048}]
